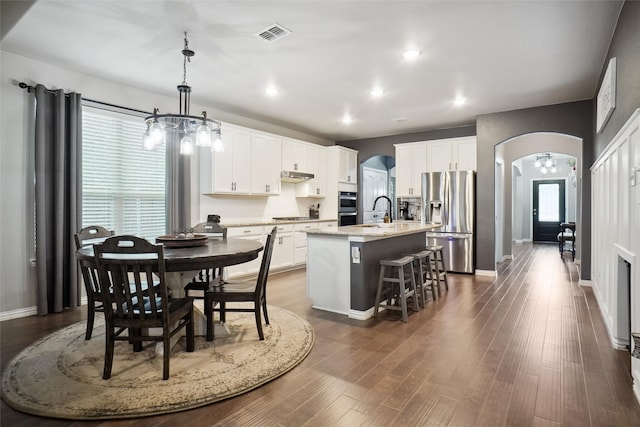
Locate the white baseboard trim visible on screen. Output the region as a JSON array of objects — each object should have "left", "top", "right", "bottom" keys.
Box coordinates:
[
  {"left": 349, "top": 307, "right": 375, "bottom": 321},
  {"left": 514, "top": 240, "right": 524, "bottom": 244},
  {"left": 634, "top": 379, "right": 640, "bottom": 405},
  {"left": 502, "top": 255, "right": 513, "bottom": 262},
  {"left": 0, "top": 306, "right": 38, "bottom": 322},
  {"left": 579, "top": 279, "right": 593, "bottom": 287},
  {"left": 475, "top": 269, "right": 497, "bottom": 277}
]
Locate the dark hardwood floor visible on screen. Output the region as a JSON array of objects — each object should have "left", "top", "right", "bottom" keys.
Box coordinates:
[{"left": 2, "top": 243, "right": 640, "bottom": 426}]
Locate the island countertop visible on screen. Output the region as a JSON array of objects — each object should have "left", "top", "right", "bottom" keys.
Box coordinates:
[
  {"left": 306, "top": 221, "right": 440, "bottom": 320},
  {"left": 306, "top": 222, "right": 440, "bottom": 240}
]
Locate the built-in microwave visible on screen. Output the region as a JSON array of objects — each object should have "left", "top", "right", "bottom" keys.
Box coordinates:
[
  {"left": 339, "top": 212, "right": 357, "bottom": 226},
  {"left": 338, "top": 191, "right": 357, "bottom": 212}
]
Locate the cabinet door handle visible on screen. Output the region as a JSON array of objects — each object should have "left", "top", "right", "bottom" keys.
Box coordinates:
[
  {"left": 294, "top": 163, "right": 298, "bottom": 171},
  {"left": 455, "top": 162, "right": 458, "bottom": 169}
]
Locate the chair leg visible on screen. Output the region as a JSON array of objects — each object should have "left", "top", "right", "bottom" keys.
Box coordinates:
[
  {"left": 397, "top": 266, "right": 409, "bottom": 323},
  {"left": 205, "top": 293, "right": 214, "bottom": 341},
  {"left": 131, "top": 328, "right": 143, "bottom": 352},
  {"left": 85, "top": 303, "right": 95, "bottom": 340},
  {"left": 162, "top": 334, "right": 170, "bottom": 380},
  {"left": 262, "top": 299, "right": 270, "bottom": 325},
  {"left": 103, "top": 326, "right": 115, "bottom": 380},
  {"left": 255, "top": 302, "right": 265, "bottom": 340},
  {"left": 186, "top": 308, "right": 195, "bottom": 352},
  {"left": 374, "top": 266, "right": 386, "bottom": 319}
]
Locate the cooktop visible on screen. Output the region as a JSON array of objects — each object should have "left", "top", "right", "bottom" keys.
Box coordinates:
[{"left": 272, "top": 216, "right": 311, "bottom": 221}]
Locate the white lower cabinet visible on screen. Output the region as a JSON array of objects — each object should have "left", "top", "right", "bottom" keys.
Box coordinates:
[
  {"left": 225, "top": 226, "right": 265, "bottom": 278},
  {"left": 294, "top": 222, "right": 317, "bottom": 265},
  {"left": 271, "top": 224, "right": 294, "bottom": 270}
]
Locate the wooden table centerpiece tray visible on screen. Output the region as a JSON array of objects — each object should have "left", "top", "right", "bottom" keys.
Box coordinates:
[{"left": 156, "top": 234, "right": 209, "bottom": 248}]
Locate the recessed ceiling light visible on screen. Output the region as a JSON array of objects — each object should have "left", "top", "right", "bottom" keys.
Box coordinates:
[
  {"left": 370, "top": 87, "right": 384, "bottom": 98},
  {"left": 265, "top": 86, "right": 279, "bottom": 96},
  {"left": 454, "top": 96, "right": 468, "bottom": 107},
  {"left": 342, "top": 115, "right": 353, "bottom": 124},
  {"left": 402, "top": 50, "right": 421, "bottom": 60}
]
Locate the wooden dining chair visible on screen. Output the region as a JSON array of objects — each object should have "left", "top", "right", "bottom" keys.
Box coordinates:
[
  {"left": 93, "top": 235, "right": 195, "bottom": 380},
  {"left": 204, "top": 226, "right": 277, "bottom": 341},
  {"left": 74, "top": 225, "right": 114, "bottom": 340},
  {"left": 184, "top": 222, "right": 228, "bottom": 299}
]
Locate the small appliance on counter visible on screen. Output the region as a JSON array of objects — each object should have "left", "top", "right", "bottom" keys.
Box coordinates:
[
  {"left": 397, "top": 198, "right": 421, "bottom": 220},
  {"left": 309, "top": 204, "right": 320, "bottom": 219},
  {"left": 200, "top": 214, "right": 226, "bottom": 236}
]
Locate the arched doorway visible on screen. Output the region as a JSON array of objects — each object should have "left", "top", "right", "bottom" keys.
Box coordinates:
[
  {"left": 360, "top": 155, "right": 395, "bottom": 223},
  {"left": 495, "top": 133, "right": 582, "bottom": 263}
]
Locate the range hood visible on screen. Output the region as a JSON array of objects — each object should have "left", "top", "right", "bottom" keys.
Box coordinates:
[{"left": 280, "top": 170, "right": 314, "bottom": 183}]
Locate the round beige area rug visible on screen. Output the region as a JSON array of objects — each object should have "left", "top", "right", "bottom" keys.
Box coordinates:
[{"left": 1, "top": 305, "right": 314, "bottom": 420}]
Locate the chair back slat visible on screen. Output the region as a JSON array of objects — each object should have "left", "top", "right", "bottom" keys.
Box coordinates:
[
  {"left": 256, "top": 227, "right": 277, "bottom": 299},
  {"left": 75, "top": 225, "right": 114, "bottom": 248},
  {"left": 94, "top": 235, "right": 168, "bottom": 323}
]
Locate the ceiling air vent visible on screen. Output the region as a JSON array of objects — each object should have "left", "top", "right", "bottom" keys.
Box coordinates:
[{"left": 256, "top": 24, "right": 291, "bottom": 42}]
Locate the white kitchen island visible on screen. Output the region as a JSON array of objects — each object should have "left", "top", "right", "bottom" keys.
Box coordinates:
[{"left": 306, "top": 222, "right": 439, "bottom": 320}]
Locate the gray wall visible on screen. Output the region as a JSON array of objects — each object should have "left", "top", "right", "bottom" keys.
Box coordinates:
[
  {"left": 593, "top": 0, "right": 640, "bottom": 157},
  {"left": 476, "top": 100, "right": 593, "bottom": 277}
]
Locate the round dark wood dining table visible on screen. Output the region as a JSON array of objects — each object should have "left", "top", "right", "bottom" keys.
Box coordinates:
[
  {"left": 76, "top": 236, "right": 264, "bottom": 274},
  {"left": 76, "top": 236, "right": 264, "bottom": 339}
]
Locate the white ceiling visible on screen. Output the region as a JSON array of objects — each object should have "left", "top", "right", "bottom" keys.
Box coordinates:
[{"left": 1, "top": 1, "right": 623, "bottom": 142}]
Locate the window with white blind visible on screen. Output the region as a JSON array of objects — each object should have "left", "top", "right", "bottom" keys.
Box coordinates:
[{"left": 82, "top": 105, "right": 165, "bottom": 239}]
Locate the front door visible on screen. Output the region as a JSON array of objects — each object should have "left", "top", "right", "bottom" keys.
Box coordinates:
[{"left": 533, "top": 179, "right": 565, "bottom": 242}]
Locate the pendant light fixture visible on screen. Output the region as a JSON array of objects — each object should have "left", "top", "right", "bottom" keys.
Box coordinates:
[
  {"left": 143, "top": 32, "right": 223, "bottom": 154},
  {"left": 534, "top": 153, "right": 557, "bottom": 174}
]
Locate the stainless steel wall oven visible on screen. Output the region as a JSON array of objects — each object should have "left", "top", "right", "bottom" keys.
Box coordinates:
[{"left": 338, "top": 191, "right": 357, "bottom": 226}]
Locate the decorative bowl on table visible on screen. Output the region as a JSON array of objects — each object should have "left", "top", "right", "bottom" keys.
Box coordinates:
[{"left": 155, "top": 234, "right": 208, "bottom": 248}]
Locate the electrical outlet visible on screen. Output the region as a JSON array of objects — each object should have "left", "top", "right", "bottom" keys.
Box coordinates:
[{"left": 351, "top": 247, "right": 360, "bottom": 263}]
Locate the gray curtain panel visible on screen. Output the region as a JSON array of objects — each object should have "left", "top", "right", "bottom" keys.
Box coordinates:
[
  {"left": 165, "top": 118, "right": 191, "bottom": 234},
  {"left": 33, "top": 84, "right": 82, "bottom": 315}
]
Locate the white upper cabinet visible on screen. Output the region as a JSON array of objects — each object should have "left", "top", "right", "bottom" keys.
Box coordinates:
[
  {"left": 251, "top": 133, "right": 281, "bottom": 195},
  {"left": 201, "top": 123, "right": 281, "bottom": 196},
  {"left": 201, "top": 123, "right": 252, "bottom": 194},
  {"left": 282, "top": 139, "right": 308, "bottom": 172},
  {"left": 327, "top": 146, "right": 357, "bottom": 184},
  {"left": 395, "top": 143, "right": 427, "bottom": 197},
  {"left": 297, "top": 144, "right": 327, "bottom": 197},
  {"left": 426, "top": 136, "right": 477, "bottom": 171}
]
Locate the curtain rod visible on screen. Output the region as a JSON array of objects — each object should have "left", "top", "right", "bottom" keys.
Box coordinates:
[{"left": 18, "top": 82, "right": 151, "bottom": 116}]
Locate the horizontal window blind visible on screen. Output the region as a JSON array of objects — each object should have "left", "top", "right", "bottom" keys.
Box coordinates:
[{"left": 82, "top": 107, "right": 166, "bottom": 239}]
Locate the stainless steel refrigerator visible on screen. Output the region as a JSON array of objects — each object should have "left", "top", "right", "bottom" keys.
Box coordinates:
[{"left": 421, "top": 171, "right": 475, "bottom": 273}]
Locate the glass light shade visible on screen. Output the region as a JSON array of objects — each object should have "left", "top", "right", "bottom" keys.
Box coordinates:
[
  {"left": 534, "top": 159, "right": 541, "bottom": 168},
  {"left": 143, "top": 130, "right": 154, "bottom": 150},
  {"left": 212, "top": 133, "right": 224, "bottom": 152},
  {"left": 195, "top": 123, "right": 212, "bottom": 147},
  {"left": 143, "top": 121, "right": 165, "bottom": 150},
  {"left": 545, "top": 158, "right": 553, "bottom": 168},
  {"left": 551, "top": 166, "right": 557, "bottom": 173},
  {"left": 180, "top": 135, "right": 194, "bottom": 155},
  {"left": 541, "top": 166, "right": 548, "bottom": 174}
]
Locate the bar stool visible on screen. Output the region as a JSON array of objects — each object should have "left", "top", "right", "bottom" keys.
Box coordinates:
[
  {"left": 373, "top": 256, "right": 419, "bottom": 322},
  {"left": 426, "top": 245, "right": 449, "bottom": 297},
  {"left": 407, "top": 249, "right": 438, "bottom": 307}
]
